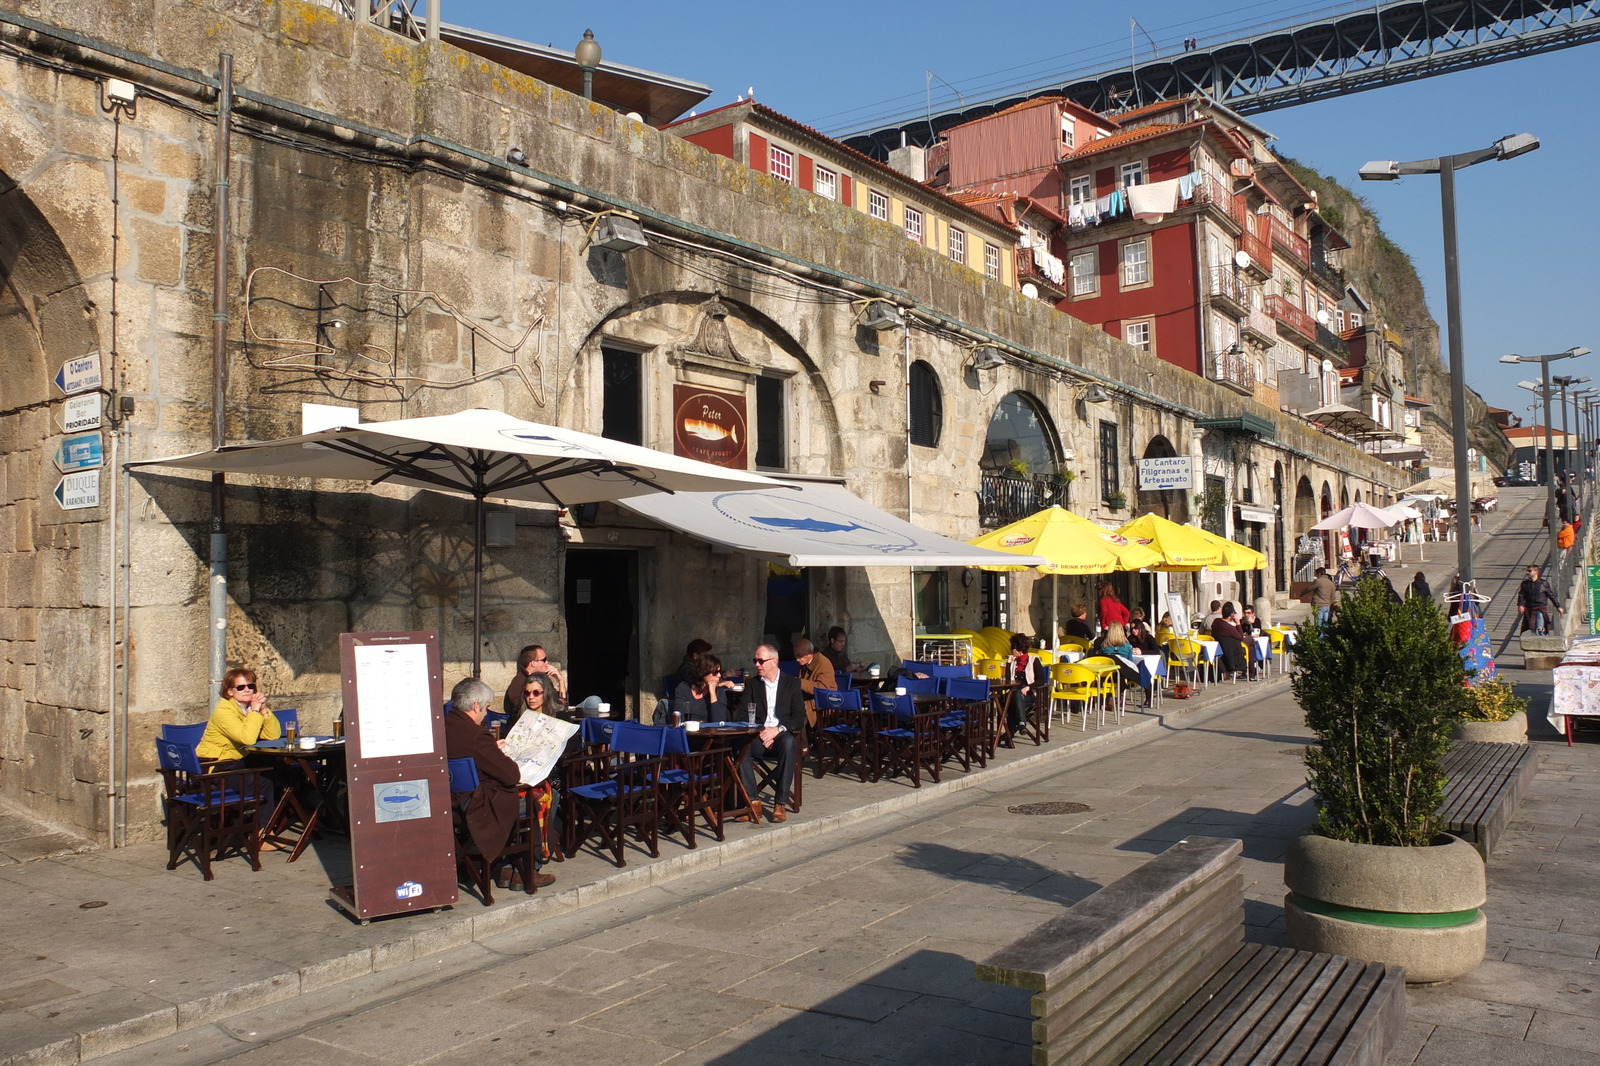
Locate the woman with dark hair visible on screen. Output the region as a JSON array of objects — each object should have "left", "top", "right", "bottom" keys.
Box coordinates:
[
  {"left": 1209, "top": 602, "right": 1251, "bottom": 680},
  {"left": 1007, "top": 633, "right": 1040, "bottom": 738},
  {"left": 197, "top": 667, "right": 281, "bottom": 762},
  {"left": 1408, "top": 571, "right": 1433, "bottom": 603},
  {"left": 507, "top": 672, "right": 568, "bottom": 732},
  {"left": 673, "top": 654, "right": 732, "bottom": 722},
  {"left": 676, "top": 638, "right": 714, "bottom": 688},
  {"left": 503, "top": 644, "right": 564, "bottom": 717}
]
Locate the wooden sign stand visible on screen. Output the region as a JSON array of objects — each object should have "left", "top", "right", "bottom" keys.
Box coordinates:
[{"left": 329, "top": 630, "right": 459, "bottom": 922}]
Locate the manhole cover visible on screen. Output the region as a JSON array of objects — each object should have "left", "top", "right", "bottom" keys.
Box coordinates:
[
  {"left": 1008, "top": 801, "right": 1092, "bottom": 816},
  {"left": 78, "top": 901, "right": 108, "bottom": 910}
]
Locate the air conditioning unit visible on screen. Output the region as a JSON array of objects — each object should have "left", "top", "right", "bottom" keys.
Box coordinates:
[{"left": 859, "top": 302, "right": 904, "bottom": 331}]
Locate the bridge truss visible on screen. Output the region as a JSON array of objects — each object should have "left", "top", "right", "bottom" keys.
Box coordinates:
[{"left": 837, "top": 0, "right": 1600, "bottom": 158}]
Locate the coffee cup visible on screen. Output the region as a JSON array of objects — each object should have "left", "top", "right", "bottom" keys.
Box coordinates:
[
  {"left": 684, "top": 721, "right": 700, "bottom": 732},
  {"left": 731, "top": 683, "right": 744, "bottom": 693},
  {"left": 895, "top": 686, "right": 907, "bottom": 696},
  {"left": 597, "top": 702, "right": 610, "bottom": 717},
  {"left": 299, "top": 736, "right": 317, "bottom": 750}
]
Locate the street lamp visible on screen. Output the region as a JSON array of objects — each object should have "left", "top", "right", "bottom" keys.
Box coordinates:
[
  {"left": 1362, "top": 132, "right": 1540, "bottom": 585},
  {"left": 575, "top": 29, "right": 601, "bottom": 101},
  {"left": 1507, "top": 347, "right": 1590, "bottom": 567},
  {"left": 1552, "top": 374, "right": 1588, "bottom": 490}
]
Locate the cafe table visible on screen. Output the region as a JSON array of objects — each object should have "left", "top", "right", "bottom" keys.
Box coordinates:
[
  {"left": 686, "top": 722, "right": 764, "bottom": 818},
  {"left": 1116, "top": 653, "right": 1167, "bottom": 707},
  {"left": 245, "top": 736, "right": 348, "bottom": 863},
  {"left": 1551, "top": 637, "right": 1600, "bottom": 742},
  {"left": 1076, "top": 659, "right": 1123, "bottom": 717}
]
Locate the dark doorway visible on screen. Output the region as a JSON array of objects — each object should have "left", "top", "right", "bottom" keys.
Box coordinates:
[
  {"left": 564, "top": 549, "right": 637, "bottom": 716},
  {"left": 1244, "top": 523, "right": 1265, "bottom": 606},
  {"left": 763, "top": 564, "right": 809, "bottom": 659}
]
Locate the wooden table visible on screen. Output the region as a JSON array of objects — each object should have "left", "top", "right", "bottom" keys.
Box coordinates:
[
  {"left": 246, "top": 738, "right": 348, "bottom": 863},
  {"left": 688, "top": 723, "right": 763, "bottom": 819}
]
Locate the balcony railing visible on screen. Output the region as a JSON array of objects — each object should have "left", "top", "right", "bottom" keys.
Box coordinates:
[
  {"left": 1209, "top": 348, "right": 1255, "bottom": 393},
  {"left": 1194, "top": 175, "right": 1247, "bottom": 228},
  {"left": 1266, "top": 294, "right": 1317, "bottom": 341},
  {"left": 1240, "top": 227, "right": 1271, "bottom": 271},
  {"left": 1269, "top": 217, "right": 1310, "bottom": 264},
  {"left": 1242, "top": 304, "right": 1277, "bottom": 345},
  {"left": 1016, "top": 248, "right": 1067, "bottom": 296},
  {"left": 1313, "top": 323, "right": 1349, "bottom": 359},
  {"left": 979, "top": 471, "right": 1071, "bottom": 527},
  {"left": 1205, "top": 268, "right": 1250, "bottom": 312}
]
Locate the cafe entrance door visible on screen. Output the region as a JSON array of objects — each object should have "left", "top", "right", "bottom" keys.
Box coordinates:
[{"left": 564, "top": 548, "right": 637, "bottom": 717}]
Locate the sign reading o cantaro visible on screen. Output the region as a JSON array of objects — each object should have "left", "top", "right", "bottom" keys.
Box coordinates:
[
  {"left": 53, "top": 352, "right": 102, "bottom": 396},
  {"left": 1138, "top": 456, "right": 1198, "bottom": 491}
]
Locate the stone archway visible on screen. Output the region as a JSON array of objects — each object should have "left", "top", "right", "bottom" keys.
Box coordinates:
[{"left": 1, "top": 168, "right": 108, "bottom": 838}]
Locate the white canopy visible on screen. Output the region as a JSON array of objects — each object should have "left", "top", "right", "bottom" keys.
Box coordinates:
[
  {"left": 619, "top": 481, "right": 1047, "bottom": 568},
  {"left": 1311, "top": 501, "right": 1404, "bottom": 531}
]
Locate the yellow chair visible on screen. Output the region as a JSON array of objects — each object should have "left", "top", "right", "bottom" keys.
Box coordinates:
[
  {"left": 1079, "top": 655, "right": 1121, "bottom": 721},
  {"left": 975, "top": 658, "right": 1005, "bottom": 681},
  {"left": 1165, "top": 638, "right": 1204, "bottom": 689},
  {"left": 1266, "top": 628, "right": 1290, "bottom": 674},
  {"left": 1049, "top": 662, "right": 1099, "bottom": 730},
  {"left": 1059, "top": 636, "right": 1094, "bottom": 654},
  {"left": 1032, "top": 648, "right": 1056, "bottom": 669}
]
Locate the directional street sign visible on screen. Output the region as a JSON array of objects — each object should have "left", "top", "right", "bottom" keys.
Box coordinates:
[
  {"left": 57, "top": 394, "right": 102, "bottom": 433},
  {"left": 53, "top": 471, "right": 100, "bottom": 510},
  {"left": 53, "top": 432, "right": 104, "bottom": 472},
  {"left": 53, "top": 352, "right": 102, "bottom": 396}
]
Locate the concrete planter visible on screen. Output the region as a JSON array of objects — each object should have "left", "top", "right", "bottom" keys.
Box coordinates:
[
  {"left": 1284, "top": 832, "right": 1486, "bottom": 984},
  {"left": 1450, "top": 710, "right": 1528, "bottom": 745}
]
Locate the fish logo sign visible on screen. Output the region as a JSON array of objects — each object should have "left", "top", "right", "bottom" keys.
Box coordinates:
[{"left": 373, "top": 779, "right": 430, "bottom": 822}]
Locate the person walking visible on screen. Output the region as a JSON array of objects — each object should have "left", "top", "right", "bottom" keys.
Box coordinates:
[{"left": 1516, "top": 565, "right": 1563, "bottom": 634}]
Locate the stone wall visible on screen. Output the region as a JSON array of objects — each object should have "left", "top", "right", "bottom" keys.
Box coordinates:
[{"left": 0, "top": 0, "right": 1407, "bottom": 840}]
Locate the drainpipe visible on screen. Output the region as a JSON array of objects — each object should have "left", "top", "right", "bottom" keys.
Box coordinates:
[{"left": 209, "top": 54, "right": 233, "bottom": 693}]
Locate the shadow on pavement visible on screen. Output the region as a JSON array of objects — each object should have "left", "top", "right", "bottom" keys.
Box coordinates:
[{"left": 892, "top": 841, "right": 1103, "bottom": 908}]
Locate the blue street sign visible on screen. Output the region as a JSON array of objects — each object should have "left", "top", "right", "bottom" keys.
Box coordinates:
[{"left": 53, "top": 432, "right": 104, "bottom": 472}]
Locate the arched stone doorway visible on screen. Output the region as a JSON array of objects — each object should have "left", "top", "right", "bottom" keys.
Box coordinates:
[{"left": 978, "top": 391, "right": 1065, "bottom": 527}]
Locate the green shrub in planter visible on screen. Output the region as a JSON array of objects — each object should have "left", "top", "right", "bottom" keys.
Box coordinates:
[
  {"left": 1460, "top": 678, "right": 1527, "bottom": 723},
  {"left": 1292, "top": 577, "right": 1472, "bottom": 847}
]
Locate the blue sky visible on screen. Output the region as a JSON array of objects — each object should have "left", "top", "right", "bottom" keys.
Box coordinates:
[{"left": 444, "top": 1, "right": 1598, "bottom": 425}]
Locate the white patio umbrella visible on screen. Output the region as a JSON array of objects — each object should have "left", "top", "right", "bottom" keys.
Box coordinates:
[
  {"left": 132, "top": 408, "right": 785, "bottom": 672},
  {"left": 1310, "top": 501, "right": 1404, "bottom": 531}
]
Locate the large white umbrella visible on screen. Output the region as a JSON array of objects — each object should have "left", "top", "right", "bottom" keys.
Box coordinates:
[
  {"left": 132, "top": 408, "right": 785, "bottom": 671},
  {"left": 1310, "top": 501, "right": 1403, "bottom": 531}
]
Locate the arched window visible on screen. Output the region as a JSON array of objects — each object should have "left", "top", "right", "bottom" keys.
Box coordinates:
[
  {"left": 981, "top": 392, "right": 1061, "bottom": 479},
  {"left": 908, "top": 360, "right": 942, "bottom": 447}
]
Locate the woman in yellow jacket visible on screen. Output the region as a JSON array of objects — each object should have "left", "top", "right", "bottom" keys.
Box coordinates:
[{"left": 197, "top": 668, "right": 281, "bottom": 762}]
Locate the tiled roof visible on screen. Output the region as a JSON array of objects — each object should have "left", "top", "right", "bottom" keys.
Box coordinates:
[
  {"left": 1066, "top": 121, "right": 1191, "bottom": 159},
  {"left": 664, "top": 101, "right": 1018, "bottom": 237}
]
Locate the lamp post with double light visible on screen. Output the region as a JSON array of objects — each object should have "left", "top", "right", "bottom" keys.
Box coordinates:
[
  {"left": 1361, "top": 132, "right": 1540, "bottom": 584},
  {"left": 1507, "top": 347, "right": 1590, "bottom": 567}
]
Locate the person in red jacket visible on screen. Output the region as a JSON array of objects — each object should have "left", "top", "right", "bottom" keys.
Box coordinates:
[{"left": 1096, "top": 580, "right": 1130, "bottom": 630}]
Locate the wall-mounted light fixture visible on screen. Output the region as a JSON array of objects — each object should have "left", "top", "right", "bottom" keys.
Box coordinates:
[
  {"left": 856, "top": 299, "right": 904, "bottom": 331},
  {"left": 970, "top": 345, "right": 1005, "bottom": 371},
  {"left": 586, "top": 209, "right": 649, "bottom": 253}
]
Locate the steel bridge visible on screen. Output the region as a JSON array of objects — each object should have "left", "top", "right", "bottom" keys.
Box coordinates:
[{"left": 834, "top": 0, "right": 1599, "bottom": 159}]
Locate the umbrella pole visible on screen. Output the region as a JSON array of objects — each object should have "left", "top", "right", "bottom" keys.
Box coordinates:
[
  {"left": 473, "top": 494, "right": 485, "bottom": 677},
  {"left": 1051, "top": 575, "right": 1059, "bottom": 650}
]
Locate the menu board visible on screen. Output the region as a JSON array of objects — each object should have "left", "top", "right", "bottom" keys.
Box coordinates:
[{"left": 352, "top": 642, "right": 435, "bottom": 758}]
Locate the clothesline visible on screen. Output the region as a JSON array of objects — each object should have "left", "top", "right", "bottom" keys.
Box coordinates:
[{"left": 1066, "top": 171, "right": 1204, "bottom": 231}]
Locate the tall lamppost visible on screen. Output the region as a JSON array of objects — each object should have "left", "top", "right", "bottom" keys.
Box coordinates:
[
  {"left": 1361, "top": 132, "right": 1540, "bottom": 585},
  {"left": 1553, "top": 374, "right": 1588, "bottom": 489},
  {"left": 1574, "top": 387, "right": 1599, "bottom": 510},
  {"left": 575, "top": 29, "right": 601, "bottom": 101},
  {"left": 1507, "top": 347, "right": 1590, "bottom": 566}
]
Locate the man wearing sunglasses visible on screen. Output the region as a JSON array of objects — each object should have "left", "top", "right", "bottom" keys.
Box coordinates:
[
  {"left": 197, "top": 667, "right": 282, "bottom": 761},
  {"left": 737, "top": 644, "right": 804, "bottom": 823}
]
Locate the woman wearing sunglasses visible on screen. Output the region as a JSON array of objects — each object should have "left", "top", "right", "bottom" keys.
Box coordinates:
[{"left": 197, "top": 667, "right": 282, "bottom": 762}]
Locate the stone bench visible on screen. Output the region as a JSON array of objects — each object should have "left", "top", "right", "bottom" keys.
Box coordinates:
[
  {"left": 1441, "top": 741, "right": 1537, "bottom": 859},
  {"left": 975, "top": 836, "right": 1406, "bottom": 1066}
]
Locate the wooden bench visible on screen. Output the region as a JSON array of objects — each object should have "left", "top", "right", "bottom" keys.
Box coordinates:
[
  {"left": 975, "top": 837, "right": 1406, "bottom": 1066},
  {"left": 1440, "top": 741, "right": 1537, "bottom": 859}
]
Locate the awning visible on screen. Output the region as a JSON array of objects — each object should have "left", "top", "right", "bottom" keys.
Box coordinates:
[{"left": 618, "top": 481, "right": 1048, "bottom": 568}]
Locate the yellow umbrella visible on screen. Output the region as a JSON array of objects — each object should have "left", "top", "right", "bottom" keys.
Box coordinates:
[
  {"left": 968, "top": 506, "right": 1161, "bottom": 642},
  {"left": 1192, "top": 526, "right": 1268, "bottom": 570},
  {"left": 1114, "top": 512, "right": 1226, "bottom": 570}
]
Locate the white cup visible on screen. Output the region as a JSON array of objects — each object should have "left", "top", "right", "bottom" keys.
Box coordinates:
[
  {"left": 299, "top": 737, "right": 316, "bottom": 750},
  {"left": 684, "top": 721, "right": 700, "bottom": 732},
  {"left": 731, "top": 684, "right": 744, "bottom": 693},
  {"left": 895, "top": 686, "right": 907, "bottom": 696},
  {"left": 597, "top": 702, "right": 610, "bottom": 717}
]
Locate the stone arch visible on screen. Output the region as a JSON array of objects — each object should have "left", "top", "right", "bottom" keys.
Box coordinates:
[
  {"left": 562, "top": 289, "right": 846, "bottom": 474},
  {"left": 978, "top": 391, "right": 1065, "bottom": 526},
  {"left": 1136, "top": 434, "right": 1189, "bottom": 521},
  {"left": 0, "top": 168, "right": 108, "bottom": 835}
]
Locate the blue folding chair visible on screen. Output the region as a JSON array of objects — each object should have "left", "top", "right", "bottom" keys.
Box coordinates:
[
  {"left": 655, "top": 725, "right": 726, "bottom": 848},
  {"left": 155, "top": 737, "right": 268, "bottom": 881},
  {"left": 944, "top": 677, "right": 993, "bottom": 767},
  {"left": 778, "top": 660, "right": 801, "bottom": 677},
  {"left": 898, "top": 675, "right": 941, "bottom": 696},
  {"left": 812, "top": 687, "right": 870, "bottom": 781},
  {"left": 274, "top": 708, "right": 299, "bottom": 736},
  {"left": 868, "top": 691, "right": 941, "bottom": 788},
  {"left": 562, "top": 721, "right": 664, "bottom": 867},
  {"left": 160, "top": 722, "right": 206, "bottom": 746}
]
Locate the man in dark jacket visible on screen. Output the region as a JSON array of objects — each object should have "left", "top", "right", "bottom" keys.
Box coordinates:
[
  {"left": 1210, "top": 603, "right": 1251, "bottom": 680},
  {"left": 738, "top": 644, "right": 806, "bottom": 824},
  {"left": 446, "top": 677, "right": 554, "bottom": 887},
  {"left": 1517, "top": 565, "right": 1563, "bottom": 634}
]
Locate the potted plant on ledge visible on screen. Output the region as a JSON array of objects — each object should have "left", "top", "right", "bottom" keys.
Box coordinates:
[
  {"left": 1451, "top": 677, "right": 1529, "bottom": 744},
  {"left": 1104, "top": 489, "right": 1127, "bottom": 511},
  {"left": 1285, "top": 577, "right": 1485, "bottom": 984}
]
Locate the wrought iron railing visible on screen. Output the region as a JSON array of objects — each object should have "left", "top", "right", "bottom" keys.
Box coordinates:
[
  {"left": 979, "top": 472, "right": 1071, "bottom": 527},
  {"left": 1269, "top": 217, "right": 1310, "bottom": 263},
  {"left": 1209, "top": 347, "right": 1254, "bottom": 391},
  {"left": 1266, "top": 294, "right": 1316, "bottom": 340}
]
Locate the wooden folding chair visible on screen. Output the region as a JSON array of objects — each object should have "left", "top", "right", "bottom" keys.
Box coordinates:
[
  {"left": 812, "top": 687, "right": 873, "bottom": 782},
  {"left": 156, "top": 738, "right": 268, "bottom": 881},
  {"left": 869, "top": 692, "right": 941, "bottom": 788}
]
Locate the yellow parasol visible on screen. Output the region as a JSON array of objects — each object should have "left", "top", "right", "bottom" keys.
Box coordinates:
[
  {"left": 1192, "top": 526, "right": 1268, "bottom": 570},
  {"left": 969, "top": 506, "right": 1161, "bottom": 642},
  {"left": 1113, "top": 512, "right": 1227, "bottom": 570}
]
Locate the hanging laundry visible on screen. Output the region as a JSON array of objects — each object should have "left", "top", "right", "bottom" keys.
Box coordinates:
[
  {"left": 1129, "top": 178, "right": 1182, "bottom": 222},
  {"left": 1177, "top": 171, "right": 1203, "bottom": 200},
  {"left": 1094, "top": 193, "right": 1114, "bottom": 222}
]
